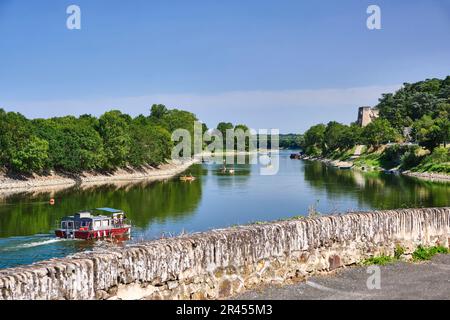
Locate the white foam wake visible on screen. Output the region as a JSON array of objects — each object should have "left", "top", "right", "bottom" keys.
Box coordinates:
[{"left": 16, "top": 238, "right": 67, "bottom": 249}]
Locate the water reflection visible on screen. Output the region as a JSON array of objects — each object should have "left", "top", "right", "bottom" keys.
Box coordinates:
[
  {"left": 0, "top": 152, "right": 448, "bottom": 269},
  {"left": 303, "top": 160, "right": 450, "bottom": 209},
  {"left": 0, "top": 164, "right": 204, "bottom": 238}
]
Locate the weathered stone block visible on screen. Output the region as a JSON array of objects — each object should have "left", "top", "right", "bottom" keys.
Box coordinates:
[{"left": 328, "top": 255, "right": 342, "bottom": 271}]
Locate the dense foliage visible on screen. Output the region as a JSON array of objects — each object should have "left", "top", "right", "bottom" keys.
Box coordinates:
[
  {"left": 377, "top": 77, "right": 450, "bottom": 129},
  {"left": 279, "top": 134, "right": 303, "bottom": 149},
  {"left": 299, "top": 77, "right": 450, "bottom": 171},
  {"left": 0, "top": 105, "right": 196, "bottom": 174}
]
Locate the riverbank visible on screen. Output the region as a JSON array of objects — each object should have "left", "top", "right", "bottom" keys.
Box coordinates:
[
  {"left": 0, "top": 159, "right": 199, "bottom": 195},
  {"left": 401, "top": 171, "right": 450, "bottom": 183},
  {"left": 295, "top": 154, "right": 450, "bottom": 183}
]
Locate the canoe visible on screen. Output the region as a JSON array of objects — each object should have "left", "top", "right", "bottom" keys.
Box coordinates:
[{"left": 180, "top": 176, "right": 196, "bottom": 182}]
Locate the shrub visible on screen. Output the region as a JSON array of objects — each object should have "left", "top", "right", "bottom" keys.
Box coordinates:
[
  {"left": 394, "top": 245, "right": 405, "bottom": 259},
  {"left": 412, "top": 245, "right": 449, "bottom": 261},
  {"left": 362, "top": 255, "right": 395, "bottom": 266},
  {"left": 413, "top": 147, "right": 450, "bottom": 173},
  {"left": 400, "top": 148, "right": 425, "bottom": 169},
  {"left": 425, "top": 147, "right": 450, "bottom": 163},
  {"left": 380, "top": 144, "right": 426, "bottom": 169}
]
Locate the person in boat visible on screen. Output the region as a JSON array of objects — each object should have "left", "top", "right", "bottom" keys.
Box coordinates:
[
  {"left": 180, "top": 173, "right": 195, "bottom": 181},
  {"left": 222, "top": 159, "right": 227, "bottom": 173}
]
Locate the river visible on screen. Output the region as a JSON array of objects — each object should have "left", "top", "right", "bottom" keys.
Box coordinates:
[{"left": 0, "top": 151, "right": 448, "bottom": 269}]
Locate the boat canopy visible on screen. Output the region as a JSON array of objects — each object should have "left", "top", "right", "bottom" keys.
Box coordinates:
[{"left": 94, "top": 208, "right": 123, "bottom": 214}]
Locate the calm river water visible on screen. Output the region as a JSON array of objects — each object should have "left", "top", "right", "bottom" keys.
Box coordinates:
[{"left": 0, "top": 151, "right": 448, "bottom": 269}]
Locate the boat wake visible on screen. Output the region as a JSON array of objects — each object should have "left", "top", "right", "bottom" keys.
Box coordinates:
[
  {"left": 16, "top": 238, "right": 68, "bottom": 249},
  {"left": 0, "top": 237, "right": 69, "bottom": 252}
]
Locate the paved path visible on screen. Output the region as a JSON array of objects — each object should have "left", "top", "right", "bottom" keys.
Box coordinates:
[{"left": 236, "top": 254, "right": 450, "bottom": 300}]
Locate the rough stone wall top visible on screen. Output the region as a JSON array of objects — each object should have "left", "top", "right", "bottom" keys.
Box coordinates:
[{"left": 0, "top": 207, "right": 449, "bottom": 300}]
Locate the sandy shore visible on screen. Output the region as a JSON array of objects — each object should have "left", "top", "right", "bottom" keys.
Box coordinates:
[{"left": 0, "top": 159, "right": 199, "bottom": 196}]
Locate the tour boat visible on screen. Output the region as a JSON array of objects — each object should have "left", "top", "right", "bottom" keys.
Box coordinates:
[{"left": 55, "top": 208, "right": 131, "bottom": 240}]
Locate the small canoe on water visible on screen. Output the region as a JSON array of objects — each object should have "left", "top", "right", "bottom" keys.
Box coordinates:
[{"left": 180, "top": 175, "right": 196, "bottom": 182}]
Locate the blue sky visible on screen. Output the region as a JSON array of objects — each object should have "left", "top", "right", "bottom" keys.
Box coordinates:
[{"left": 0, "top": 0, "right": 449, "bottom": 133}]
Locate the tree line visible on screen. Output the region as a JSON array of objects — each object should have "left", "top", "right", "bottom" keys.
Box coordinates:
[
  {"left": 0, "top": 104, "right": 259, "bottom": 175},
  {"left": 300, "top": 76, "right": 450, "bottom": 157},
  {"left": 0, "top": 105, "right": 198, "bottom": 174}
]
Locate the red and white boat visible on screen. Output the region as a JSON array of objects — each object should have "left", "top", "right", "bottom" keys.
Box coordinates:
[{"left": 55, "top": 208, "right": 131, "bottom": 240}]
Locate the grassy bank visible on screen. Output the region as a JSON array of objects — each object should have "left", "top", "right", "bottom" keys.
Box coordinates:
[
  {"left": 297, "top": 144, "right": 450, "bottom": 183},
  {"left": 359, "top": 146, "right": 448, "bottom": 173}
]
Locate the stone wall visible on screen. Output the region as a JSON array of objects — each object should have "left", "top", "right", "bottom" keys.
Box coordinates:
[{"left": 1, "top": 207, "right": 449, "bottom": 300}]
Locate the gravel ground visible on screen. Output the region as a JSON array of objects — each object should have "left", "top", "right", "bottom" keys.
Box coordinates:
[{"left": 235, "top": 254, "right": 450, "bottom": 300}]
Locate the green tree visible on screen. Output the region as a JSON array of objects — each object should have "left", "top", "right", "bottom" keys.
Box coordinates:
[
  {"left": 98, "top": 110, "right": 131, "bottom": 168},
  {"left": 150, "top": 107, "right": 198, "bottom": 155},
  {"left": 363, "top": 119, "right": 398, "bottom": 147},
  {"left": 323, "top": 122, "right": 349, "bottom": 152},
  {"left": 217, "top": 122, "right": 234, "bottom": 136},
  {"left": 33, "top": 117, "right": 105, "bottom": 172},
  {"left": 412, "top": 115, "right": 449, "bottom": 151},
  {"left": 0, "top": 109, "right": 7, "bottom": 166},
  {"left": 150, "top": 104, "right": 168, "bottom": 120},
  {"left": 377, "top": 77, "right": 449, "bottom": 129},
  {"left": 302, "top": 124, "right": 326, "bottom": 155},
  {"left": 217, "top": 122, "right": 234, "bottom": 150},
  {"left": 0, "top": 110, "right": 36, "bottom": 170},
  {"left": 129, "top": 121, "right": 172, "bottom": 166},
  {"left": 279, "top": 134, "right": 303, "bottom": 149},
  {"left": 234, "top": 124, "right": 250, "bottom": 151},
  {"left": 10, "top": 136, "right": 49, "bottom": 174}
]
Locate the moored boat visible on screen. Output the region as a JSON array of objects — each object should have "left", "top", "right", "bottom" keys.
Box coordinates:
[{"left": 55, "top": 208, "right": 131, "bottom": 240}]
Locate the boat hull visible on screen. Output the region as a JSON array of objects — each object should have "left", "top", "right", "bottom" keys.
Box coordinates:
[{"left": 55, "top": 226, "right": 131, "bottom": 240}]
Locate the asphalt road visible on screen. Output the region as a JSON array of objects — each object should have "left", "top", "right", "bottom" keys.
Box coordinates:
[{"left": 235, "top": 254, "right": 450, "bottom": 300}]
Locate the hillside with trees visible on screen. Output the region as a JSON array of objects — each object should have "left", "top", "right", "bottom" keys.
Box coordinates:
[{"left": 299, "top": 76, "right": 450, "bottom": 174}]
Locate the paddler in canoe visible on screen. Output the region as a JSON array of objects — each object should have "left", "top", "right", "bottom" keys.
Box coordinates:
[{"left": 180, "top": 173, "right": 196, "bottom": 182}]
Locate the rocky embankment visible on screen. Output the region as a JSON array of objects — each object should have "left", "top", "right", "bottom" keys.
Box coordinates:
[
  {"left": 292, "top": 154, "right": 354, "bottom": 169},
  {"left": 401, "top": 171, "right": 450, "bottom": 183},
  {"left": 0, "top": 159, "right": 199, "bottom": 195}
]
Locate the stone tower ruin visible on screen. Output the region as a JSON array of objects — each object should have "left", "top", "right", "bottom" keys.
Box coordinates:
[{"left": 357, "top": 106, "right": 379, "bottom": 127}]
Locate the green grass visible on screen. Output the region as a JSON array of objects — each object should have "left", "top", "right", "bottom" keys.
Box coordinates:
[
  {"left": 361, "top": 255, "right": 395, "bottom": 266},
  {"left": 363, "top": 245, "right": 449, "bottom": 266},
  {"left": 354, "top": 153, "right": 382, "bottom": 169},
  {"left": 410, "top": 147, "right": 450, "bottom": 174},
  {"left": 412, "top": 245, "right": 449, "bottom": 261},
  {"left": 412, "top": 162, "right": 450, "bottom": 174},
  {"left": 361, "top": 245, "right": 404, "bottom": 266},
  {"left": 327, "top": 147, "right": 356, "bottom": 161}
]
